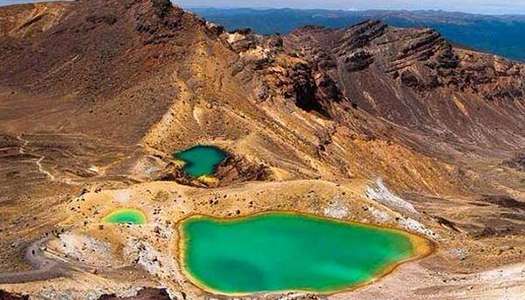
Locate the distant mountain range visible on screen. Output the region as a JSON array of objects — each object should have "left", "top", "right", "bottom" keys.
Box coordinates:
[{"left": 191, "top": 8, "right": 525, "bottom": 61}]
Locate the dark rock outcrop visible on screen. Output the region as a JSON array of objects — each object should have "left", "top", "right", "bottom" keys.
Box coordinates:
[
  {"left": 482, "top": 195, "right": 525, "bottom": 211},
  {"left": 0, "top": 290, "right": 29, "bottom": 300},
  {"left": 98, "top": 288, "right": 171, "bottom": 300},
  {"left": 502, "top": 154, "right": 525, "bottom": 171},
  {"left": 215, "top": 156, "right": 269, "bottom": 186}
]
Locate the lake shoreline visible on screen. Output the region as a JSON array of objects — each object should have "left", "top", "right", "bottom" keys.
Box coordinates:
[{"left": 176, "top": 210, "right": 434, "bottom": 296}]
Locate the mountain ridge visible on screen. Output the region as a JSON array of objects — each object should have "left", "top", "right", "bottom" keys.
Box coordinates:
[{"left": 192, "top": 7, "right": 525, "bottom": 61}]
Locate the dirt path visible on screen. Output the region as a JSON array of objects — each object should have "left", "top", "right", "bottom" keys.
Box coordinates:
[
  {"left": 0, "top": 238, "right": 68, "bottom": 284},
  {"left": 16, "top": 135, "right": 56, "bottom": 181}
]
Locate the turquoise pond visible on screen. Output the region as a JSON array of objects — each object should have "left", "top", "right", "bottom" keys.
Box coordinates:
[
  {"left": 180, "top": 212, "right": 427, "bottom": 295},
  {"left": 174, "top": 145, "right": 227, "bottom": 177},
  {"left": 102, "top": 209, "right": 146, "bottom": 225}
]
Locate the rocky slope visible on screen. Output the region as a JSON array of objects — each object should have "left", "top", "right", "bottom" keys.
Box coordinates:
[{"left": 0, "top": 0, "right": 524, "bottom": 299}]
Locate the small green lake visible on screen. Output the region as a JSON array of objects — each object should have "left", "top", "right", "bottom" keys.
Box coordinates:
[
  {"left": 103, "top": 208, "right": 146, "bottom": 225},
  {"left": 174, "top": 145, "right": 227, "bottom": 178},
  {"left": 180, "top": 212, "right": 427, "bottom": 295}
]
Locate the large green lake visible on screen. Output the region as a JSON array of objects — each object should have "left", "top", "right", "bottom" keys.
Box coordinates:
[
  {"left": 174, "top": 145, "right": 227, "bottom": 178},
  {"left": 180, "top": 212, "right": 427, "bottom": 295}
]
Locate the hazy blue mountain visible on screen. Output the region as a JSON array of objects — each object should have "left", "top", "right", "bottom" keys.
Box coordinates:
[{"left": 191, "top": 8, "right": 525, "bottom": 61}]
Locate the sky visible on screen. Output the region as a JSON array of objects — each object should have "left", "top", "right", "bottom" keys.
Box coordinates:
[
  {"left": 1, "top": 0, "right": 525, "bottom": 15},
  {"left": 172, "top": 0, "right": 525, "bottom": 15}
]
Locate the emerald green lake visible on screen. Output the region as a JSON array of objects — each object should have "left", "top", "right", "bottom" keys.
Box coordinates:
[
  {"left": 174, "top": 145, "right": 227, "bottom": 178},
  {"left": 180, "top": 212, "right": 421, "bottom": 294},
  {"left": 103, "top": 208, "right": 146, "bottom": 225}
]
